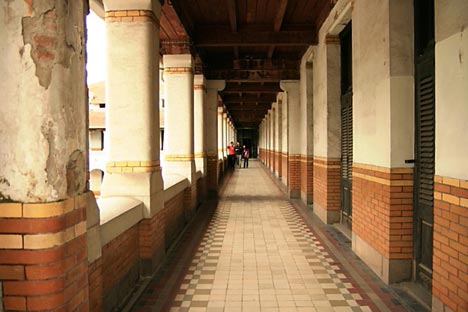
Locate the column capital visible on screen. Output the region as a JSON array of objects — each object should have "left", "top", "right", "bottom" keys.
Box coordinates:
[
  {"left": 163, "top": 54, "right": 193, "bottom": 71},
  {"left": 194, "top": 74, "right": 206, "bottom": 90},
  {"left": 103, "top": 0, "right": 162, "bottom": 12},
  {"left": 280, "top": 80, "right": 300, "bottom": 92},
  {"left": 206, "top": 80, "right": 225, "bottom": 91}
]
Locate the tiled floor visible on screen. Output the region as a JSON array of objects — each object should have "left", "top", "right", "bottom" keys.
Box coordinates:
[{"left": 131, "top": 160, "right": 426, "bottom": 312}]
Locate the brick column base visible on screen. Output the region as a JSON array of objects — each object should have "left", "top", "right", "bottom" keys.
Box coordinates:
[
  {"left": 288, "top": 155, "right": 301, "bottom": 198},
  {"left": 352, "top": 163, "right": 413, "bottom": 284},
  {"left": 0, "top": 193, "right": 90, "bottom": 311},
  {"left": 138, "top": 208, "right": 166, "bottom": 276},
  {"left": 432, "top": 176, "right": 468, "bottom": 312},
  {"left": 206, "top": 155, "right": 219, "bottom": 196},
  {"left": 301, "top": 155, "right": 314, "bottom": 204},
  {"left": 313, "top": 157, "right": 340, "bottom": 223}
]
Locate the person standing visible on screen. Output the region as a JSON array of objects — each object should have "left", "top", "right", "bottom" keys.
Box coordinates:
[
  {"left": 226, "top": 141, "right": 236, "bottom": 169},
  {"left": 235, "top": 141, "right": 242, "bottom": 168},
  {"left": 242, "top": 145, "right": 249, "bottom": 168}
]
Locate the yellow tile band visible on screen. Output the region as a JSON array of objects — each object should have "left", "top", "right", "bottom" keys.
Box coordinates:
[
  {"left": 164, "top": 154, "right": 195, "bottom": 161},
  {"left": 106, "top": 160, "right": 161, "bottom": 173},
  {"left": 105, "top": 10, "right": 159, "bottom": 24},
  {"left": 164, "top": 67, "right": 193, "bottom": 74},
  {"left": 352, "top": 172, "right": 413, "bottom": 186}
]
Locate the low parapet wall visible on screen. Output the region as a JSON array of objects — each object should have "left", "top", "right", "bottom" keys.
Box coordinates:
[{"left": 86, "top": 173, "right": 200, "bottom": 311}]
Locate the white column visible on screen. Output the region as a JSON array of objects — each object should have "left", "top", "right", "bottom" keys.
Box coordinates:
[
  {"left": 274, "top": 98, "right": 282, "bottom": 177},
  {"left": 194, "top": 74, "right": 206, "bottom": 175},
  {"left": 266, "top": 111, "right": 271, "bottom": 167},
  {"left": 163, "top": 54, "right": 195, "bottom": 174},
  {"left": 101, "top": 0, "right": 163, "bottom": 217},
  {"left": 281, "top": 91, "right": 289, "bottom": 185},
  {"left": 1, "top": 0, "right": 88, "bottom": 202},
  {"left": 217, "top": 106, "right": 224, "bottom": 160},
  {"left": 281, "top": 80, "right": 301, "bottom": 197},
  {"left": 223, "top": 112, "right": 228, "bottom": 158},
  {"left": 272, "top": 103, "right": 277, "bottom": 173},
  {"left": 206, "top": 81, "right": 225, "bottom": 192}
]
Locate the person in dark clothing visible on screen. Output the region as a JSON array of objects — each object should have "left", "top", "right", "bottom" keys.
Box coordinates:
[
  {"left": 242, "top": 145, "right": 249, "bottom": 168},
  {"left": 234, "top": 141, "right": 242, "bottom": 168}
]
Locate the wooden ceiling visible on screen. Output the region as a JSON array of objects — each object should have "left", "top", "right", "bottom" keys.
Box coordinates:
[{"left": 161, "top": 0, "right": 335, "bottom": 129}]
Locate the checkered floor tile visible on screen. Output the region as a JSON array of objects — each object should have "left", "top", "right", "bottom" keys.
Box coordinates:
[{"left": 168, "top": 162, "right": 371, "bottom": 311}]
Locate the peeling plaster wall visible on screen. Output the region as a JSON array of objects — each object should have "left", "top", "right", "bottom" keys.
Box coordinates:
[
  {"left": 313, "top": 40, "right": 341, "bottom": 159},
  {"left": 0, "top": 1, "right": 88, "bottom": 202},
  {"left": 300, "top": 49, "right": 314, "bottom": 156},
  {"left": 435, "top": 0, "right": 468, "bottom": 180},
  {"left": 353, "top": 0, "right": 414, "bottom": 168}
]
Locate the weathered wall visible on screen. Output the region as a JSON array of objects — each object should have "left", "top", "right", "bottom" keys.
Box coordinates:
[
  {"left": 353, "top": 0, "right": 414, "bottom": 168},
  {"left": 0, "top": 0, "right": 88, "bottom": 202},
  {"left": 432, "top": 1, "right": 468, "bottom": 311},
  {"left": 434, "top": 0, "right": 468, "bottom": 181}
]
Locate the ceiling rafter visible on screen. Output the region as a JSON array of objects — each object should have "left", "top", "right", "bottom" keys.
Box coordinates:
[
  {"left": 222, "top": 83, "right": 281, "bottom": 94},
  {"left": 194, "top": 29, "right": 316, "bottom": 47},
  {"left": 226, "top": 0, "right": 238, "bottom": 32},
  {"left": 268, "top": 0, "right": 288, "bottom": 59},
  {"left": 222, "top": 94, "right": 277, "bottom": 103}
]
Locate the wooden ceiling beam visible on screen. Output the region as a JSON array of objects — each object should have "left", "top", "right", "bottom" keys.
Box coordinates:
[
  {"left": 228, "top": 104, "right": 271, "bottom": 112},
  {"left": 226, "top": 0, "right": 237, "bottom": 32},
  {"left": 273, "top": 0, "right": 288, "bottom": 32},
  {"left": 207, "top": 68, "right": 299, "bottom": 81},
  {"left": 194, "top": 29, "right": 316, "bottom": 47},
  {"left": 222, "top": 83, "right": 281, "bottom": 93},
  {"left": 223, "top": 94, "right": 277, "bottom": 103},
  {"left": 267, "top": 0, "right": 288, "bottom": 60}
]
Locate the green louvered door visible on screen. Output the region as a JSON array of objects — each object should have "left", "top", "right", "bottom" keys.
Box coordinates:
[
  {"left": 340, "top": 22, "right": 353, "bottom": 229},
  {"left": 414, "top": 0, "right": 435, "bottom": 291},
  {"left": 414, "top": 49, "right": 435, "bottom": 290}
]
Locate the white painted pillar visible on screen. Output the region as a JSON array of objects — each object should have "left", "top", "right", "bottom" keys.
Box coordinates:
[
  {"left": 223, "top": 112, "right": 228, "bottom": 158},
  {"left": 272, "top": 103, "right": 277, "bottom": 173},
  {"left": 163, "top": 54, "right": 196, "bottom": 174},
  {"left": 281, "top": 91, "right": 289, "bottom": 185},
  {"left": 300, "top": 49, "right": 314, "bottom": 204},
  {"left": 101, "top": 0, "right": 163, "bottom": 217},
  {"left": 206, "top": 81, "right": 225, "bottom": 192},
  {"left": 1, "top": 1, "right": 88, "bottom": 203},
  {"left": 281, "top": 80, "right": 301, "bottom": 198},
  {"left": 266, "top": 110, "right": 271, "bottom": 168},
  {"left": 275, "top": 95, "right": 283, "bottom": 178},
  {"left": 217, "top": 106, "right": 225, "bottom": 160},
  {"left": 194, "top": 74, "right": 206, "bottom": 175}
]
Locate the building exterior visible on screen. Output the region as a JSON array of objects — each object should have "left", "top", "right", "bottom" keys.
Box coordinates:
[{"left": 0, "top": 0, "right": 466, "bottom": 311}]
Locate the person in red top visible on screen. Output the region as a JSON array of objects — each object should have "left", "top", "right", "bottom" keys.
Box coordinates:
[
  {"left": 242, "top": 145, "right": 250, "bottom": 168},
  {"left": 226, "top": 141, "right": 236, "bottom": 169}
]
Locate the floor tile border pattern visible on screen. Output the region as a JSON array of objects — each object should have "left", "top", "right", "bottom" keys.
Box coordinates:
[
  {"left": 260, "top": 161, "right": 428, "bottom": 312},
  {"left": 131, "top": 171, "right": 235, "bottom": 311},
  {"left": 169, "top": 162, "right": 374, "bottom": 311}
]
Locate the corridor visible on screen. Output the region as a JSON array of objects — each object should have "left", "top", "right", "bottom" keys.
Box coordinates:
[{"left": 131, "top": 160, "right": 423, "bottom": 312}]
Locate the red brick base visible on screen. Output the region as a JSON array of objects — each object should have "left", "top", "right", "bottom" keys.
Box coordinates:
[
  {"left": 301, "top": 155, "right": 313, "bottom": 204},
  {"left": 288, "top": 154, "right": 301, "bottom": 198},
  {"left": 352, "top": 164, "right": 413, "bottom": 260},
  {"left": 313, "top": 157, "right": 340, "bottom": 223},
  {"left": 102, "top": 226, "right": 139, "bottom": 311},
  {"left": 139, "top": 208, "right": 166, "bottom": 276},
  {"left": 433, "top": 176, "right": 468, "bottom": 312},
  {"left": 0, "top": 193, "right": 90, "bottom": 311},
  {"left": 206, "top": 155, "right": 218, "bottom": 194}
]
